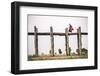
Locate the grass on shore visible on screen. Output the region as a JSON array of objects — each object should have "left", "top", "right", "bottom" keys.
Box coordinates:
[{"left": 28, "top": 55, "right": 88, "bottom": 61}]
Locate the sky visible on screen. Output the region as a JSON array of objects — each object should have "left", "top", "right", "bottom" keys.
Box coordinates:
[{"left": 27, "top": 14, "right": 88, "bottom": 56}]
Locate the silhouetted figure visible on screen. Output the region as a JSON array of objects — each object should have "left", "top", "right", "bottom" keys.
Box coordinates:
[
  {"left": 69, "top": 24, "right": 74, "bottom": 32},
  {"left": 58, "top": 49, "right": 62, "bottom": 55}
]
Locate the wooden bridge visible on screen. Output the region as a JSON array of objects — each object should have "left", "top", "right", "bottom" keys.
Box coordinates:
[{"left": 28, "top": 26, "right": 88, "bottom": 57}]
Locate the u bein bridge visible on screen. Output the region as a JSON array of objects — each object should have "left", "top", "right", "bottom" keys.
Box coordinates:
[{"left": 28, "top": 26, "right": 88, "bottom": 60}]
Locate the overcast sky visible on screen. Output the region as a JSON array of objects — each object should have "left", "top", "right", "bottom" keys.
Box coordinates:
[{"left": 27, "top": 14, "right": 88, "bottom": 56}]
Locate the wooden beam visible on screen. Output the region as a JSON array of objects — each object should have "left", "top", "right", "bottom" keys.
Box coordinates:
[
  {"left": 34, "top": 26, "right": 38, "bottom": 56},
  {"left": 50, "top": 26, "right": 54, "bottom": 56},
  {"left": 28, "top": 32, "right": 88, "bottom": 36},
  {"left": 77, "top": 27, "right": 82, "bottom": 55},
  {"left": 65, "top": 28, "right": 70, "bottom": 56}
]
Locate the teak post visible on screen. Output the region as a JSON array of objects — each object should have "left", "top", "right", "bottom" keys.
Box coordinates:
[
  {"left": 34, "top": 26, "right": 38, "bottom": 56},
  {"left": 77, "top": 27, "right": 82, "bottom": 55},
  {"left": 50, "top": 26, "right": 54, "bottom": 56},
  {"left": 65, "top": 28, "right": 70, "bottom": 56}
]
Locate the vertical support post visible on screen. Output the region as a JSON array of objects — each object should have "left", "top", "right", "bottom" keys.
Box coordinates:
[
  {"left": 50, "top": 26, "right": 54, "bottom": 56},
  {"left": 65, "top": 28, "right": 70, "bottom": 56},
  {"left": 77, "top": 27, "right": 82, "bottom": 55},
  {"left": 34, "top": 26, "right": 38, "bottom": 56}
]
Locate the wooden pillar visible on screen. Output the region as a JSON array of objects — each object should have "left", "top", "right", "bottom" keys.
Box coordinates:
[
  {"left": 65, "top": 28, "right": 70, "bottom": 56},
  {"left": 50, "top": 26, "right": 54, "bottom": 56},
  {"left": 77, "top": 27, "right": 82, "bottom": 55},
  {"left": 34, "top": 26, "right": 38, "bottom": 56}
]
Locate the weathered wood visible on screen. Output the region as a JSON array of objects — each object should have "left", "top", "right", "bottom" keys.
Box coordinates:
[
  {"left": 77, "top": 27, "right": 82, "bottom": 55},
  {"left": 50, "top": 26, "right": 54, "bottom": 56},
  {"left": 65, "top": 28, "right": 70, "bottom": 56},
  {"left": 28, "top": 32, "right": 88, "bottom": 36},
  {"left": 30, "top": 26, "right": 87, "bottom": 57},
  {"left": 34, "top": 26, "right": 38, "bottom": 56}
]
